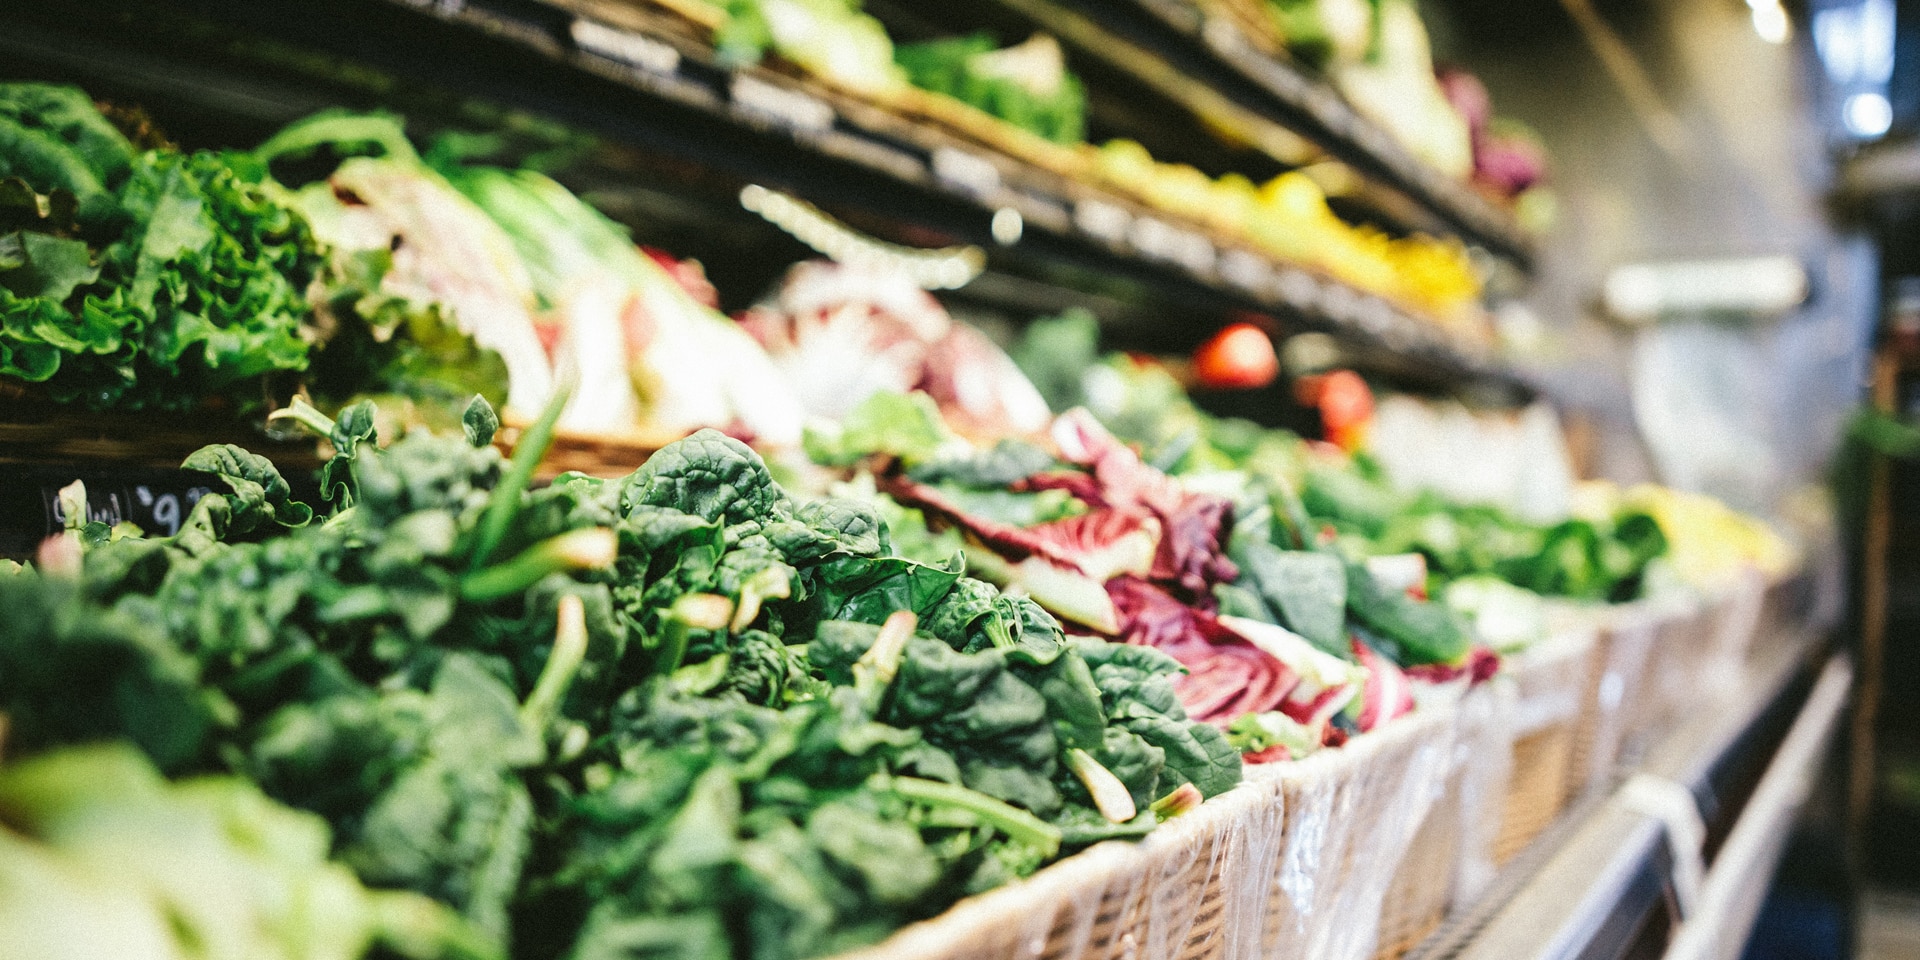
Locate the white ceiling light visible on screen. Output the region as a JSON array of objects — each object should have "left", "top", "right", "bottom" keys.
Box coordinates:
[
  {"left": 1603, "top": 255, "right": 1809, "bottom": 324},
  {"left": 1748, "top": 0, "right": 1792, "bottom": 44},
  {"left": 1845, "top": 91, "right": 1894, "bottom": 137}
]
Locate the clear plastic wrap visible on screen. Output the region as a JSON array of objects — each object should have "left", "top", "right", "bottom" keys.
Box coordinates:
[
  {"left": 1448, "top": 679, "right": 1517, "bottom": 907},
  {"left": 1568, "top": 605, "right": 1660, "bottom": 797},
  {"left": 1377, "top": 681, "right": 1511, "bottom": 958},
  {"left": 1704, "top": 567, "right": 1768, "bottom": 682},
  {"left": 1491, "top": 625, "right": 1597, "bottom": 864},
  {"left": 1249, "top": 706, "right": 1455, "bottom": 960}
]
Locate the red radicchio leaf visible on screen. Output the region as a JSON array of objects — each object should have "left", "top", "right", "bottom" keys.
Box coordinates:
[
  {"left": 878, "top": 475, "right": 1082, "bottom": 569},
  {"left": 642, "top": 247, "right": 721, "bottom": 308},
  {"left": 1046, "top": 411, "right": 1238, "bottom": 600},
  {"left": 1171, "top": 644, "right": 1295, "bottom": 725},
  {"left": 1404, "top": 646, "right": 1502, "bottom": 686},
  {"left": 1243, "top": 744, "right": 1292, "bottom": 764},
  {"left": 1107, "top": 576, "right": 1300, "bottom": 725},
  {"left": 1351, "top": 637, "right": 1416, "bottom": 733},
  {"left": 1105, "top": 576, "right": 1217, "bottom": 652},
  {"left": 1018, "top": 471, "right": 1105, "bottom": 507}
]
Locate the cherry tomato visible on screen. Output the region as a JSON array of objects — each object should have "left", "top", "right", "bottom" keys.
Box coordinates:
[{"left": 1192, "top": 322, "right": 1279, "bottom": 389}]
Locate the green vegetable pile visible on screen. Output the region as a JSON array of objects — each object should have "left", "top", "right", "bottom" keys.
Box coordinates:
[
  {"left": 0, "top": 388, "right": 1237, "bottom": 960},
  {"left": 0, "top": 85, "right": 315, "bottom": 409},
  {"left": 1013, "top": 310, "right": 1668, "bottom": 607},
  {"left": 0, "top": 84, "right": 502, "bottom": 417},
  {"left": 896, "top": 33, "right": 1088, "bottom": 145}
]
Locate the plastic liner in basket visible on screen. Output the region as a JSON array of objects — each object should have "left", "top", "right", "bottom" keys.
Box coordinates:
[
  {"left": 822, "top": 771, "right": 1288, "bottom": 960},
  {"left": 1241, "top": 706, "right": 1456, "bottom": 960},
  {"left": 1374, "top": 681, "right": 1510, "bottom": 959},
  {"left": 1446, "top": 679, "right": 1516, "bottom": 909},
  {"left": 1568, "top": 605, "right": 1661, "bottom": 796},
  {"left": 1490, "top": 625, "right": 1596, "bottom": 864},
  {"left": 1704, "top": 567, "right": 1768, "bottom": 682}
]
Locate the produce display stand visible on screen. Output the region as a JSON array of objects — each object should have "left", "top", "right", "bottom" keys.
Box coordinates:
[
  {"left": 826, "top": 703, "right": 1459, "bottom": 960},
  {"left": 1405, "top": 617, "right": 1845, "bottom": 960},
  {"left": 0, "top": 4, "right": 1823, "bottom": 960},
  {"left": 811, "top": 582, "right": 1805, "bottom": 960},
  {"left": 1492, "top": 626, "right": 1597, "bottom": 864}
]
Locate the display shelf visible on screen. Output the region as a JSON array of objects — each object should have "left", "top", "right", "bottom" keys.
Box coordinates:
[
  {"left": 2, "top": 0, "right": 1531, "bottom": 399},
  {"left": 956, "top": 0, "right": 1535, "bottom": 270},
  {"left": 1409, "top": 637, "right": 1849, "bottom": 960}
]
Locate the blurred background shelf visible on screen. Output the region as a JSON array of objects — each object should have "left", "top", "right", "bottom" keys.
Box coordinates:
[
  {"left": 0, "top": 0, "right": 1532, "bottom": 401},
  {"left": 954, "top": 0, "right": 1537, "bottom": 269}
]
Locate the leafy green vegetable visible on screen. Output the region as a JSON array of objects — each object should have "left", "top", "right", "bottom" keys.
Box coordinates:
[
  {"left": 1227, "top": 541, "right": 1348, "bottom": 655},
  {"left": 1011, "top": 308, "right": 1099, "bottom": 413},
  {"left": 897, "top": 33, "right": 1088, "bottom": 144},
  {"left": 0, "top": 393, "right": 1236, "bottom": 960},
  {"left": 1343, "top": 561, "right": 1469, "bottom": 666},
  {"left": 0, "top": 743, "right": 494, "bottom": 960},
  {"left": 803, "top": 390, "right": 953, "bottom": 468},
  {"left": 715, "top": 0, "right": 907, "bottom": 94},
  {"left": 0, "top": 575, "right": 224, "bottom": 774}
]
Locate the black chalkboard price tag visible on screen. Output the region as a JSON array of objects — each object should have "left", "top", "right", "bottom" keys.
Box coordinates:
[{"left": 0, "top": 464, "right": 218, "bottom": 558}]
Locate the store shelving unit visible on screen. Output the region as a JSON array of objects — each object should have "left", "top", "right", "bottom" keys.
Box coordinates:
[
  {"left": 1, "top": 0, "right": 1534, "bottom": 400},
  {"left": 958, "top": 0, "right": 1535, "bottom": 268},
  {"left": 1411, "top": 632, "right": 1849, "bottom": 960}
]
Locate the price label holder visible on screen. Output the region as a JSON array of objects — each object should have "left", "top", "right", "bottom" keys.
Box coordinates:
[
  {"left": 402, "top": 0, "right": 468, "bottom": 16},
  {"left": 1073, "top": 198, "right": 1132, "bottom": 248},
  {"left": 1274, "top": 267, "right": 1323, "bottom": 312},
  {"left": 0, "top": 464, "right": 219, "bottom": 557},
  {"left": 730, "top": 75, "right": 836, "bottom": 134},
  {"left": 931, "top": 147, "right": 1002, "bottom": 198},
  {"left": 571, "top": 18, "right": 681, "bottom": 79},
  {"left": 1217, "top": 249, "right": 1272, "bottom": 293}
]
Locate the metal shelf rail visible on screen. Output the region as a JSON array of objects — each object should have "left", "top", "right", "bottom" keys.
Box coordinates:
[{"left": 1411, "top": 642, "right": 1851, "bottom": 960}]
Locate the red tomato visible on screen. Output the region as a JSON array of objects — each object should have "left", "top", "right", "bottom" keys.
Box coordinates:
[
  {"left": 1316, "top": 369, "right": 1374, "bottom": 450},
  {"left": 1192, "top": 322, "right": 1279, "bottom": 389}
]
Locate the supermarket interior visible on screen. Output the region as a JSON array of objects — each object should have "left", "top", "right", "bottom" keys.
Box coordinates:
[{"left": 4, "top": 0, "right": 1920, "bottom": 958}]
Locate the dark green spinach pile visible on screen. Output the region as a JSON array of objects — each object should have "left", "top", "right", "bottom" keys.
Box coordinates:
[{"left": 0, "top": 392, "right": 1237, "bottom": 960}]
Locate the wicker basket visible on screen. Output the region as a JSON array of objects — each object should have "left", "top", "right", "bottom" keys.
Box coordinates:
[
  {"left": 1629, "top": 600, "right": 1710, "bottom": 757},
  {"left": 1705, "top": 568, "right": 1768, "bottom": 675},
  {"left": 1490, "top": 627, "right": 1597, "bottom": 865},
  {"left": 827, "top": 706, "right": 1454, "bottom": 960},
  {"left": 1247, "top": 707, "right": 1456, "bottom": 960},
  {"left": 824, "top": 757, "right": 1299, "bottom": 960},
  {"left": 1374, "top": 684, "right": 1506, "bottom": 959},
  {"left": 1565, "top": 606, "right": 1660, "bottom": 799}
]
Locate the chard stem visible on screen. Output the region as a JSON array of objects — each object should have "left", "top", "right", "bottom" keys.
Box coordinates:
[
  {"left": 1066, "top": 748, "right": 1137, "bottom": 824},
  {"left": 471, "top": 385, "right": 571, "bottom": 569},
  {"left": 889, "top": 776, "right": 1062, "bottom": 857},
  {"left": 1149, "top": 783, "right": 1204, "bottom": 819},
  {"left": 266, "top": 397, "right": 338, "bottom": 439},
  {"left": 656, "top": 594, "right": 733, "bottom": 677},
  {"left": 520, "top": 595, "right": 588, "bottom": 733},
  {"left": 854, "top": 610, "right": 917, "bottom": 702},
  {"left": 459, "top": 528, "right": 615, "bottom": 602}
]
